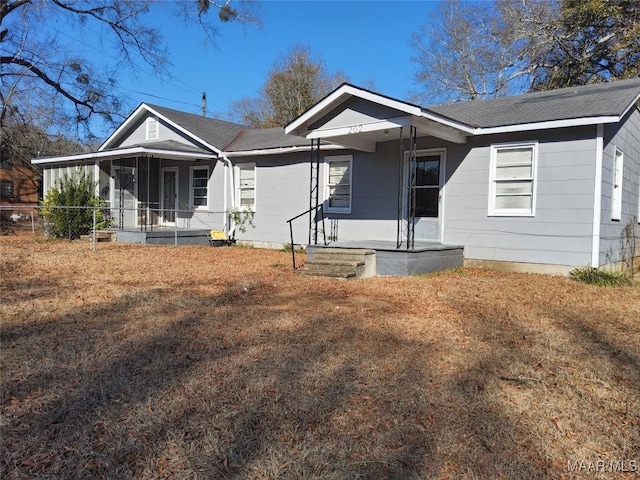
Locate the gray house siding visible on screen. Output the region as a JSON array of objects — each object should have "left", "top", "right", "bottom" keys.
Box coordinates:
[
  {"left": 229, "top": 152, "right": 318, "bottom": 246},
  {"left": 600, "top": 107, "right": 640, "bottom": 267},
  {"left": 153, "top": 158, "right": 223, "bottom": 228},
  {"left": 322, "top": 144, "right": 399, "bottom": 243},
  {"left": 443, "top": 127, "right": 598, "bottom": 269}
]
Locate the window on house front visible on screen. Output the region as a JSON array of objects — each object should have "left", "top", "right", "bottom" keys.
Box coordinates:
[
  {"left": 413, "top": 155, "right": 441, "bottom": 217},
  {"left": 0, "top": 180, "right": 14, "bottom": 198},
  {"left": 236, "top": 164, "right": 256, "bottom": 210},
  {"left": 611, "top": 148, "right": 623, "bottom": 221},
  {"left": 146, "top": 117, "right": 159, "bottom": 140},
  {"left": 0, "top": 158, "right": 13, "bottom": 170},
  {"left": 325, "top": 155, "right": 352, "bottom": 213},
  {"left": 489, "top": 143, "right": 537, "bottom": 216},
  {"left": 190, "top": 166, "right": 208, "bottom": 209}
]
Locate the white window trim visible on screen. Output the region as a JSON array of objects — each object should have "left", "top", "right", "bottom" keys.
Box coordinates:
[
  {"left": 189, "top": 165, "right": 209, "bottom": 210},
  {"left": 235, "top": 163, "right": 256, "bottom": 212},
  {"left": 488, "top": 141, "right": 538, "bottom": 217},
  {"left": 324, "top": 154, "right": 353, "bottom": 214},
  {"left": 611, "top": 147, "right": 623, "bottom": 221}
]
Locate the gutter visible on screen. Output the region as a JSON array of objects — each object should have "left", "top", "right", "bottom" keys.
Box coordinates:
[
  {"left": 591, "top": 124, "right": 604, "bottom": 267},
  {"left": 221, "top": 155, "right": 235, "bottom": 236}
]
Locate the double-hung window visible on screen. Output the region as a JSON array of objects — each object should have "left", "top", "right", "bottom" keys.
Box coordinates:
[
  {"left": 190, "top": 166, "right": 209, "bottom": 209},
  {"left": 236, "top": 164, "right": 256, "bottom": 211},
  {"left": 611, "top": 148, "right": 623, "bottom": 221},
  {"left": 489, "top": 142, "right": 538, "bottom": 216},
  {"left": 325, "top": 155, "right": 352, "bottom": 213}
]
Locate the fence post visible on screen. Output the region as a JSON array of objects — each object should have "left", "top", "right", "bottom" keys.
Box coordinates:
[
  {"left": 31, "top": 211, "right": 35, "bottom": 236},
  {"left": 174, "top": 207, "right": 178, "bottom": 247},
  {"left": 92, "top": 205, "right": 97, "bottom": 252}
]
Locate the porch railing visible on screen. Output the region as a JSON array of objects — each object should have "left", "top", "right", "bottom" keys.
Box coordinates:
[{"left": 286, "top": 204, "right": 327, "bottom": 270}]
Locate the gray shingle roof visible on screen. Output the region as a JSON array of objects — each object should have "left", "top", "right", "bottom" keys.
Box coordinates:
[
  {"left": 426, "top": 76, "right": 640, "bottom": 129},
  {"left": 144, "top": 104, "right": 248, "bottom": 151},
  {"left": 225, "top": 127, "right": 311, "bottom": 152}
]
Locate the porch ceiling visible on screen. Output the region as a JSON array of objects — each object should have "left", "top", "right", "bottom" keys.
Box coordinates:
[{"left": 305, "top": 115, "right": 467, "bottom": 152}]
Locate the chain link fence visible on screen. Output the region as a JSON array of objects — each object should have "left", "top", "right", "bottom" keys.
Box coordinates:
[{"left": 1, "top": 204, "right": 228, "bottom": 249}]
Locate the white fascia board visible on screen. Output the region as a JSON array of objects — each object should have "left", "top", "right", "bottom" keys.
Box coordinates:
[
  {"left": 417, "top": 111, "right": 475, "bottom": 134},
  {"left": 99, "top": 104, "right": 221, "bottom": 153},
  {"left": 472, "top": 116, "right": 620, "bottom": 135},
  {"left": 285, "top": 85, "right": 422, "bottom": 135},
  {"left": 143, "top": 105, "right": 221, "bottom": 153},
  {"left": 98, "top": 104, "right": 147, "bottom": 151},
  {"left": 412, "top": 117, "right": 467, "bottom": 144},
  {"left": 619, "top": 92, "right": 640, "bottom": 119},
  {"left": 223, "top": 144, "right": 344, "bottom": 158},
  {"left": 33, "top": 147, "right": 217, "bottom": 165},
  {"left": 306, "top": 117, "right": 412, "bottom": 140}
]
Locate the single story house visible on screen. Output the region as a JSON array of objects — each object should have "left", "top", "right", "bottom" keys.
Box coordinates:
[{"left": 33, "top": 78, "right": 640, "bottom": 276}]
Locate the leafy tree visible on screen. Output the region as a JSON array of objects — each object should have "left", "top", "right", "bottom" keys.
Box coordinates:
[
  {"left": 410, "top": 0, "right": 639, "bottom": 103},
  {"left": 532, "top": 0, "right": 640, "bottom": 90},
  {"left": 40, "top": 169, "right": 109, "bottom": 239},
  {"left": 230, "top": 45, "right": 347, "bottom": 128},
  {"left": 0, "top": 0, "right": 259, "bottom": 137}
]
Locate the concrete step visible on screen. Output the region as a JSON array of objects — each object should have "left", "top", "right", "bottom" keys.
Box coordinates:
[
  {"left": 80, "top": 232, "right": 113, "bottom": 242},
  {"left": 300, "top": 247, "right": 376, "bottom": 279},
  {"left": 305, "top": 259, "right": 365, "bottom": 267},
  {"left": 297, "top": 269, "right": 356, "bottom": 279}
]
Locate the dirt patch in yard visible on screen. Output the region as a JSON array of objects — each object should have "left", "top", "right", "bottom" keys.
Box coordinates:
[{"left": 1, "top": 236, "right": 639, "bottom": 479}]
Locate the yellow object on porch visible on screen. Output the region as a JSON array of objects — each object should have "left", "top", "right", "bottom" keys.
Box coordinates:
[
  {"left": 209, "top": 229, "right": 229, "bottom": 247},
  {"left": 209, "top": 230, "right": 227, "bottom": 241}
]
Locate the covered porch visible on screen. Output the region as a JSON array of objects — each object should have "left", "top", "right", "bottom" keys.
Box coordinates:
[
  {"left": 285, "top": 84, "right": 470, "bottom": 276},
  {"left": 35, "top": 142, "right": 231, "bottom": 243}
]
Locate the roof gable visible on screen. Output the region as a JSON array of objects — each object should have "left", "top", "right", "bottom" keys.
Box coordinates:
[
  {"left": 100, "top": 103, "right": 248, "bottom": 153},
  {"left": 285, "top": 83, "right": 425, "bottom": 137}
]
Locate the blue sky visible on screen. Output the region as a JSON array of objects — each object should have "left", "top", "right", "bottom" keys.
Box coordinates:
[{"left": 110, "top": 1, "right": 440, "bottom": 119}]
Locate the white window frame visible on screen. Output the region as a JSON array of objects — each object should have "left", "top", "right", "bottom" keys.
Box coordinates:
[
  {"left": 189, "top": 166, "right": 209, "bottom": 210},
  {"left": 235, "top": 163, "right": 256, "bottom": 211},
  {"left": 611, "top": 147, "right": 623, "bottom": 221},
  {"left": 324, "top": 155, "right": 352, "bottom": 214},
  {"left": 145, "top": 117, "right": 159, "bottom": 140},
  {"left": 488, "top": 141, "right": 538, "bottom": 217}
]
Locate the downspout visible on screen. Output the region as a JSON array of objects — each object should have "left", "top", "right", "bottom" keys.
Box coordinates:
[
  {"left": 221, "top": 155, "right": 235, "bottom": 237},
  {"left": 591, "top": 124, "right": 604, "bottom": 268}
]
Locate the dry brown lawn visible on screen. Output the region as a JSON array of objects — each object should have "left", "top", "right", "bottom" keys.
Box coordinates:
[{"left": 1, "top": 236, "right": 639, "bottom": 479}]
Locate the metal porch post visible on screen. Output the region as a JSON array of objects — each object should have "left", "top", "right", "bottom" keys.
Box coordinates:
[{"left": 309, "top": 139, "right": 320, "bottom": 245}]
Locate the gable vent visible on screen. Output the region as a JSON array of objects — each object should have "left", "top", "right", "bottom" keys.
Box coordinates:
[{"left": 146, "top": 117, "right": 159, "bottom": 140}]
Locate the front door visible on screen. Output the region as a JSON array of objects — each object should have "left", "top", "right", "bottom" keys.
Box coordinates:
[
  {"left": 161, "top": 168, "right": 178, "bottom": 226},
  {"left": 113, "top": 166, "right": 136, "bottom": 228},
  {"left": 407, "top": 149, "right": 445, "bottom": 242}
]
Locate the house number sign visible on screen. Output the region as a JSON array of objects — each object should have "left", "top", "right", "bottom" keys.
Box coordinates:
[{"left": 347, "top": 125, "right": 364, "bottom": 134}]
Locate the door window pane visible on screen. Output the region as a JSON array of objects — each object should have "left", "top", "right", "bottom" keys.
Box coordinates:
[
  {"left": 416, "top": 157, "right": 440, "bottom": 186},
  {"left": 413, "top": 155, "right": 440, "bottom": 218}
]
